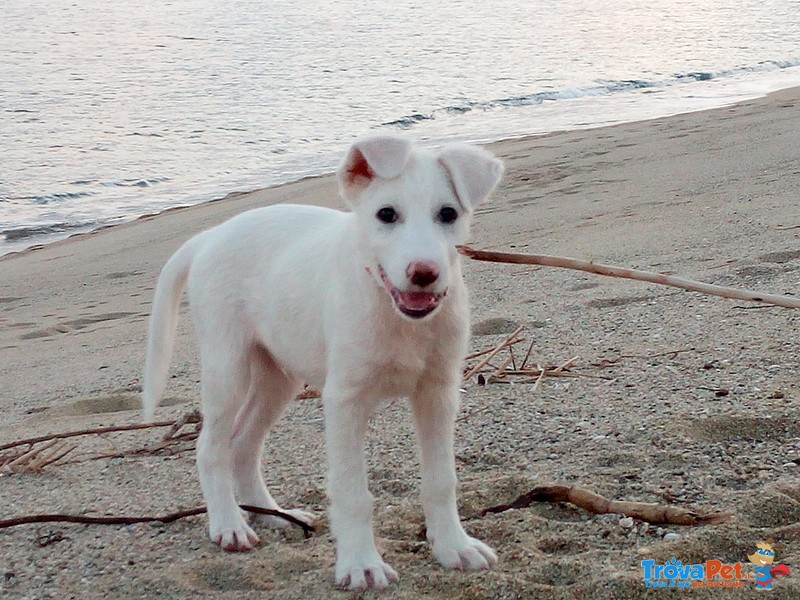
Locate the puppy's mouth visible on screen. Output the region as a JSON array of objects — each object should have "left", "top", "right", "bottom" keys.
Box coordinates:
[{"left": 377, "top": 265, "right": 446, "bottom": 319}]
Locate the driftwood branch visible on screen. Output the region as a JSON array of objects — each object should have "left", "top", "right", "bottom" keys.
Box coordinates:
[
  {"left": 481, "top": 484, "right": 732, "bottom": 526},
  {"left": 458, "top": 245, "right": 800, "bottom": 309},
  {"left": 0, "top": 505, "right": 315, "bottom": 538},
  {"left": 0, "top": 420, "right": 177, "bottom": 453}
]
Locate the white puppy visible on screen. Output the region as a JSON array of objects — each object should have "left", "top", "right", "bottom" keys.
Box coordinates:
[{"left": 142, "top": 135, "right": 504, "bottom": 590}]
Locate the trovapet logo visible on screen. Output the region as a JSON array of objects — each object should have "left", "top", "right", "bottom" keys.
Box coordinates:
[{"left": 641, "top": 539, "right": 791, "bottom": 589}]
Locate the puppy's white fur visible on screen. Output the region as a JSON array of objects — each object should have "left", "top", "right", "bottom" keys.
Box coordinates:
[{"left": 142, "top": 135, "right": 504, "bottom": 590}]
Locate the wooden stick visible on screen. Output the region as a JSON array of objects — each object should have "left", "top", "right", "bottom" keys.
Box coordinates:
[
  {"left": 0, "top": 505, "right": 315, "bottom": 537},
  {"left": 556, "top": 356, "right": 579, "bottom": 371},
  {"left": 532, "top": 355, "right": 579, "bottom": 393},
  {"left": 503, "top": 369, "right": 579, "bottom": 377},
  {"left": 488, "top": 355, "right": 513, "bottom": 382},
  {"left": 28, "top": 443, "right": 76, "bottom": 471},
  {"left": 5, "top": 439, "right": 59, "bottom": 468},
  {"left": 520, "top": 338, "right": 535, "bottom": 370},
  {"left": 0, "top": 421, "right": 177, "bottom": 452},
  {"left": 481, "top": 484, "right": 732, "bottom": 526},
  {"left": 458, "top": 246, "right": 800, "bottom": 309},
  {"left": 531, "top": 364, "right": 547, "bottom": 393},
  {"left": 463, "top": 325, "right": 524, "bottom": 380},
  {"left": 465, "top": 336, "right": 525, "bottom": 361}
]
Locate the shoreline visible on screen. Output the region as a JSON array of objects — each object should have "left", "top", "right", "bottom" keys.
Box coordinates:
[
  {"left": 1, "top": 84, "right": 799, "bottom": 599},
  {"left": 4, "top": 83, "right": 800, "bottom": 262}
]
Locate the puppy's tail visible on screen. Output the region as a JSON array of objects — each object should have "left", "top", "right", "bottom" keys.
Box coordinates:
[{"left": 141, "top": 236, "right": 199, "bottom": 422}]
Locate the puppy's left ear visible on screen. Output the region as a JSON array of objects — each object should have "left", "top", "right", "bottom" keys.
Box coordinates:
[
  {"left": 338, "top": 135, "right": 413, "bottom": 205},
  {"left": 438, "top": 144, "right": 504, "bottom": 210}
]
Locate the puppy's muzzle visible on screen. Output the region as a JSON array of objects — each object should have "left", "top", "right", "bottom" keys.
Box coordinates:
[{"left": 377, "top": 264, "right": 446, "bottom": 319}]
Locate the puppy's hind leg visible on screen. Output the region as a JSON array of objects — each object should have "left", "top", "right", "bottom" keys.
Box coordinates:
[
  {"left": 231, "top": 345, "right": 317, "bottom": 529},
  {"left": 196, "top": 343, "right": 258, "bottom": 552}
]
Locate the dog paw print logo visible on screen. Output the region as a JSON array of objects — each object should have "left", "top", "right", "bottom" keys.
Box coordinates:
[{"left": 748, "top": 540, "right": 790, "bottom": 589}]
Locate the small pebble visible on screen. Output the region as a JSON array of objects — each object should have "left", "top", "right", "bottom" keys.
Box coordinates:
[
  {"left": 663, "top": 532, "right": 681, "bottom": 542},
  {"left": 782, "top": 462, "right": 797, "bottom": 469},
  {"left": 619, "top": 516, "right": 634, "bottom": 529}
]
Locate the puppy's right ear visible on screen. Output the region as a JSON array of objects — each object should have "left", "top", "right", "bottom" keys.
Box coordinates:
[{"left": 337, "top": 136, "right": 412, "bottom": 205}]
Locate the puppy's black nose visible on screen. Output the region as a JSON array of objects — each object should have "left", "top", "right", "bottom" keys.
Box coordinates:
[{"left": 407, "top": 261, "right": 440, "bottom": 287}]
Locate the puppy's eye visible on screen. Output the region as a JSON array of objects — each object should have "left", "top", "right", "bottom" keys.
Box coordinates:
[
  {"left": 438, "top": 206, "right": 459, "bottom": 224},
  {"left": 376, "top": 207, "right": 398, "bottom": 224}
]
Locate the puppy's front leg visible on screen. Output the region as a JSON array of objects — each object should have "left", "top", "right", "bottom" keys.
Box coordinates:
[
  {"left": 410, "top": 384, "right": 498, "bottom": 571},
  {"left": 324, "top": 390, "right": 399, "bottom": 590}
]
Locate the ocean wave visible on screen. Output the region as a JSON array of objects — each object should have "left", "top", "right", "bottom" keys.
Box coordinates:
[
  {"left": 99, "top": 176, "right": 171, "bottom": 188},
  {"left": 381, "top": 57, "right": 800, "bottom": 129},
  {"left": 33, "top": 191, "right": 94, "bottom": 204},
  {"left": 381, "top": 113, "right": 434, "bottom": 128},
  {"left": 2, "top": 220, "right": 98, "bottom": 242},
  {"left": 675, "top": 58, "right": 800, "bottom": 81}
]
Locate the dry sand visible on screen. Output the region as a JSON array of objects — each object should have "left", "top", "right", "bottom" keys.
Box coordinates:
[{"left": 1, "top": 88, "right": 800, "bottom": 599}]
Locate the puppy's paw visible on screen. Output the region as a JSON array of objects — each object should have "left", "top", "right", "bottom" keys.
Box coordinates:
[
  {"left": 431, "top": 535, "right": 497, "bottom": 571},
  {"left": 335, "top": 555, "right": 399, "bottom": 590},
  {"left": 210, "top": 521, "right": 260, "bottom": 552}
]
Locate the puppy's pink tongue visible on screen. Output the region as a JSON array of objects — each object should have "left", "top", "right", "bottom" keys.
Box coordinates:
[{"left": 398, "top": 291, "right": 438, "bottom": 310}]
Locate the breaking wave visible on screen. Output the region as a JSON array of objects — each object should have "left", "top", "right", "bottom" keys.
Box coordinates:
[{"left": 381, "top": 58, "right": 800, "bottom": 129}]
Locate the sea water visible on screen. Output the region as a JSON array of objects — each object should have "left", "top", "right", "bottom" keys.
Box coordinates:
[{"left": 1, "top": 0, "right": 799, "bottom": 254}]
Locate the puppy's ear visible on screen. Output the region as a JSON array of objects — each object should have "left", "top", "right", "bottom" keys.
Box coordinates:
[
  {"left": 338, "top": 136, "right": 412, "bottom": 205},
  {"left": 437, "top": 144, "right": 504, "bottom": 210}
]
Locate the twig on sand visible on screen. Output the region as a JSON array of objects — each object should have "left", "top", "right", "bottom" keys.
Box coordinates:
[
  {"left": 0, "top": 411, "right": 204, "bottom": 468},
  {"left": 463, "top": 325, "right": 525, "bottom": 380},
  {"left": 0, "top": 504, "right": 315, "bottom": 538},
  {"left": 481, "top": 484, "right": 732, "bottom": 526},
  {"left": 487, "top": 355, "right": 514, "bottom": 383},
  {"left": 457, "top": 245, "right": 800, "bottom": 309},
  {"left": 1, "top": 439, "right": 77, "bottom": 474},
  {"left": 528, "top": 363, "right": 546, "bottom": 394},
  {"left": 465, "top": 337, "right": 526, "bottom": 361},
  {"left": 458, "top": 350, "right": 585, "bottom": 422},
  {"left": 0, "top": 420, "right": 177, "bottom": 453},
  {"left": 508, "top": 345, "right": 517, "bottom": 371},
  {"left": 162, "top": 409, "right": 202, "bottom": 440},
  {"left": 531, "top": 356, "right": 578, "bottom": 393},
  {"left": 520, "top": 338, "right": 535, "bottom": 370},
  {"left": 87, "top": 412, "right": 202, "bottom": 461}
]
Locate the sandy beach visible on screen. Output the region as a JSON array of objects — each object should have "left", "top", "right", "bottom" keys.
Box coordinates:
[{"left": 2, "top": 88, "right": 800, "bottom": 598}]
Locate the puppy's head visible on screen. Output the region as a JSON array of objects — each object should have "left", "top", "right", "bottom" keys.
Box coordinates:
[{"left": 337, "top": 135, "right": 503, "bottom": 321}]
